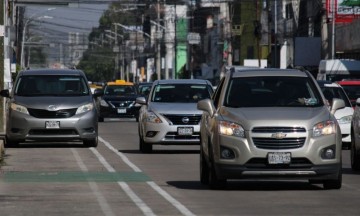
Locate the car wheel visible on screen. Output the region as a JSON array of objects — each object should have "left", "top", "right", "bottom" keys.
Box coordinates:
[
  {"left": 139, "top": 135, "right": 152, "bottom": 153},
  {"left": 200, "top": 146, "right": 209, "bottom": 185},
  {"left": 98, "top": 116, "right": 104, "bottom": 122},
  {"left": 351, "top": 135, "right": 360, "bottom": 170},
  {"left": 83, "top": 137, "right": 98, "bottom": 148},
  {"left": 323, "top": 168, "right": 342, "bottom": 190},
  {"left": 5, "top": 136, "right": 20, "bottom": 148},
  {"left": 208, "top": 144, "right": 227, "bottom": 189}
]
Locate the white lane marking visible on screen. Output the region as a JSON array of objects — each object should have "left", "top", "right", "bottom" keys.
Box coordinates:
[
  {"left": 99, "top": 137, "right": 141, "bottom": 172},
  {"left": 147, "top": 181, "right": 196, "bottom": 216},
  {"left": 71, "top": 148, "right": 116, "bottom": 216},
  {"left": 90, "top": 147, "right": 156, "bottom": 216},
  {"left": 98, "top": 136, "right": 196, "bottom": 216}
]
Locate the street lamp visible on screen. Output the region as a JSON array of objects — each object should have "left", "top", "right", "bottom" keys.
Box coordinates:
[{"left": 20, "top": 8, "right": 55, "bottom": 69}]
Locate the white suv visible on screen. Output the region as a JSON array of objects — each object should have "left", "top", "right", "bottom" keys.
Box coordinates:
[{"left": 198, "top": 67, "right": 345, "bottom": 190}]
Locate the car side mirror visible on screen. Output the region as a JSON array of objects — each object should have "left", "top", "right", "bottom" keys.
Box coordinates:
[
  {"left": 136, "top": 97, "right": 147, "bottom": 105},
  {"left": 93, "top": 88, "right": 104, "bottom": 97},
  {"left": 197, "top": 99, "right": 215, "bottom": 117},
  {"left": 0, "top": 89, "right": 10, "bottom": 98},
  {"left": 331, "top": 98, "right": 345, "bottom": 115}
]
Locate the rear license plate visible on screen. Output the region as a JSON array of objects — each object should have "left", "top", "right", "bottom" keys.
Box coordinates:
[
  {"left": 267, "top": 152, "right": 291, "bottom": 164},
  {"left": 178, "top": 127, "right": 193, "bottom": 135},
  {"left": 117, "top": 108, "right": 126, "bottom": 114},
  {"left": 45, "top": 121, "right": 60, "bottom": 129}
]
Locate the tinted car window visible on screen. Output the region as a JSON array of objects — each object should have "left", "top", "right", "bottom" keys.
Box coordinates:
[
  {"left": 320, "top": 87, "right": 352, "bottom": 107},
  {"left": 225, "top": 76, "right": 323, "bottom": 107},
  {"left": 151, "top": 84, "right": 212, "bottom": 103},
  {"left": 104, "top": 85, "right": 136, "bottom": 95},
  {"left": 15, "top": 75, "right": 89, "bottom": 96}
]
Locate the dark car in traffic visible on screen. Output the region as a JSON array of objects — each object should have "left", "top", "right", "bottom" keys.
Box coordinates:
[{"left": 98, "top": 80, "right": 140, "bottom": 122}]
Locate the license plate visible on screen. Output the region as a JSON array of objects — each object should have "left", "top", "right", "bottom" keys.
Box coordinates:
[
  {"left": 45, "top": 121, "right": 60, "bottom": 129},
  {"left": 178, "top": 127, "right": 193, "bottom": 135},
  {"left": 117, "top": 108, "right": 126, "bottom": 114},
  {"left": 267, "top": 152, "right": 291, "bottom": 164}
]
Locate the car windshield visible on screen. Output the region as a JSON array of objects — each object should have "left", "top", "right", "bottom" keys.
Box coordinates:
[
  {"left": 104, "top": 85, "right": 136, "bottom": 96},
  {"left": 340, "top": 85, "right": 360, "bottom": 104},
  {"left": 320, "top": 86, "right": 352, "bottom": 107},
  {"left": 225, "top": 76, "right": 323, "bottom": 107},
  {"left": 151, "top": 84, "right": 212, "bottom": 103},
  {"left": 14, "top": 75, "right": 90, "bottom": 96}
]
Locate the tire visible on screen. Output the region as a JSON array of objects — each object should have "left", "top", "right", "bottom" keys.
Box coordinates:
[
  {"left": 139, "top": 135, "right": 152, "bottom": 153},
  {"left": 5, "top": 136, "right": 20, "bottom": 148},
  {"left": 351, "top": 134, "right": 360, "bottom": 170},
  {"left": 83, "top": 137, "right": 98, "bottom": 148},
  {"left": 208, "top": 144, "right": 227, "bottom": 189},
  {"left": 200, "top": 146, "right": 209, "bottom": 185},
  {"left": 323, "top": 168, "right": 342, "bottom": 190}
]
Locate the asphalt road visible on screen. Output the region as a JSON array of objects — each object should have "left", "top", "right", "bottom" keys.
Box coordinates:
[{"left": 1, "top": 119, "right": 360, "bottom": 216}]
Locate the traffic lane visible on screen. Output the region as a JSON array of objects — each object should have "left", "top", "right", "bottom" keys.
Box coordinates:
[
  {"left": 0, "top": 144, "right": 160, "bottom": 216},
  {"left": 100, "top": 120, "right": 360, "bottom": 215}
]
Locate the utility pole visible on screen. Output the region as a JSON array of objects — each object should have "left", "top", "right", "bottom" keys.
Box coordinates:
[
  {"left": 156, "top": 0, "right": 161, "bottom": 80},
  {"left": 1, "top": 1, "right": 5, "bottom": 133}
]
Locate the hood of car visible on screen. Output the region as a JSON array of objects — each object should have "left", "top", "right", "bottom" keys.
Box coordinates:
[
  {"left": 149, "top": 102, "right": 203, "bottom": 115},
  {"left": 14, "top": 95, "right": 93, "bottom": 110},
  {"left": 220, "top": 106, "right": 331, "bottom": 131},
  {"left": 334, "top": 106, "right": 354, "bottom": 119}
]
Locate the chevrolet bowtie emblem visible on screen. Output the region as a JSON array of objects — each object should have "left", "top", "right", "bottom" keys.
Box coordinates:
[{"left": 271, "top": 132, "right": 287, "bottom": 139}]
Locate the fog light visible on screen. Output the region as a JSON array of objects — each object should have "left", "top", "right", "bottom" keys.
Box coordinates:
[
  {"left": 321, "top": 145, "right": 336, "bottom": 159},
  {"left": 220, "top": 146, "right": 235, "bottom": 159},
  {"left": 146, "top": 131, "right": 157, "bottom": 137}
]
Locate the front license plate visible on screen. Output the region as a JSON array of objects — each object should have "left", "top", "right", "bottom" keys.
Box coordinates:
[
  {"left": 45, "top": 121, "right": 60, "bottom": 129},
  {"left": 267, "top": 152, "right": 291, "bottom": 164},
  {"left": 117, "top": 108, "right": 126, "bottom": 114},
  {"left": 178, "top": 127, "right": 193, "bottom": 135}
]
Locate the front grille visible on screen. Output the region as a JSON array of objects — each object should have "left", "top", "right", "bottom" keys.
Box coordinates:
[
  {"left": 29, "top": 129, "right": 78, "bottom": 135},
  {"left": 245, "top": 157, "right": 313, "bottom": 168},
  {"left": 165, "top": 132, "right": 200, "bottom": 140},
  {"left": 252, "top": 127, "right": 306, "bottom": 133},
  {"left": 28, "top": 108, "right": 77, "bottom": 118},
  {"left": 109, "top": 100, "right": 134, "bottom": 108},
  {"left": 162, "top": 114, "right": 201, "bottom": 125},
  {"left": 252, "top": 126, "right": 306, "bottom": 150},
  {"left": 252, "top": 137, "right": 306, "bottom": 149}
]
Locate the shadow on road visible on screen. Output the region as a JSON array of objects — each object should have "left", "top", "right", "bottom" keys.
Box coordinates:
[
  {"left": 119, "top": 149, "right": 200, "bottom": 154},
  {"left": 5, "top": 142, "right": 87, "bottom": 148},
  {"left": 342, "top": 167, "right": 360, "bottom": 175},
  {"left": 167, "top": 180, "right": 324, "bottom": 191}
]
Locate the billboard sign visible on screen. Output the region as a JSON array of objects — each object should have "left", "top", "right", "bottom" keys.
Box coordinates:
[{"left": 327, "top": 0, "right": 360, "bottom": 23}]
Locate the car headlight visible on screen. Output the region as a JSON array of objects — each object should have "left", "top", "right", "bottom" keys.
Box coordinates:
[
  {"left": 145, "top": 111, "right": 162, "bottom": 123},
  {"left": 100, "top": 99, "right": 109, "bottom": 107},
  {"left": 312, "top": 120, "right": 336, "bottom": 137},
  {"left": 76, "top": 103, "right": 94, "bottom": 114},
  {"left": 10, "top": 103, "right": 29, "bottom": 115},
  {"left": 337, "top": 115, "right": 352, "bottom": 124},
  {"left": 219, "top": 121, "right": 245, "bottom": 137}
]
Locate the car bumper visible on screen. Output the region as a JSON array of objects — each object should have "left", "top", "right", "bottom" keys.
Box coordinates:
[
  {"left": 142, "top": 122, "right": 200, "bottom": 144},
  {"left": 6, "top": 110, "right": 98, "bottom": 142},
  {"left": 212, "top": 133, "right": 342, "bottom": 180}
]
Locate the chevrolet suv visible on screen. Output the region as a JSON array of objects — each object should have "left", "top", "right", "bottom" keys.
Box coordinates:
[{"left": 197, "top": 67, "right": 345, "bottom": 189}]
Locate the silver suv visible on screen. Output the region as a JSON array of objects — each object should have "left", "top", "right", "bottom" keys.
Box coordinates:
[
  {"left": 0, "top": 69, "right": 102, "bottom": 147},
  {"left": 197, "top": 67, "right": 345, "bottom": 189}
]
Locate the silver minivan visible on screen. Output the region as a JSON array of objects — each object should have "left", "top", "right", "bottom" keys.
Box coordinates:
[
  {"left": 197, "top": 67, "right": 345, "bottom": 189},
  {"left": 0, "top": 69, "right": 102, "bottom": 147}
]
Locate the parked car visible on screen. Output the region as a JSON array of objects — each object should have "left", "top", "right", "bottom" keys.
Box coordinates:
[
  {"left": 0, "top": 69, "right": 102, "bottom": 147},
  {"left": 317, "top": 80, "right": 353, "bottom": 148},
  {"left": 337, "top": 80, "right": 360, "bottom": 107},
  {"left": 136, "top": 79, "right": 214, "bottom": 153},
  {"left": 197, "top": 67, "right": 345, "bottom": 189},
  {"left": 98, "top": 79, "right": 140, "bottom": 122},
  {"left": 351, "top": 98, "right": 360, "bottom": 170}
]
